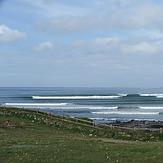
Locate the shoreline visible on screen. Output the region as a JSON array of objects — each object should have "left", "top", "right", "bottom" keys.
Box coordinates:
[
  {"left": 1, "top": 106, "right": 163, "bottom": 132},
  {"left": 108, "top": 119, "right": 163, "bottom": 129},
  {"left": 92, "top": 118, "right": 163, "bottom": 129}
]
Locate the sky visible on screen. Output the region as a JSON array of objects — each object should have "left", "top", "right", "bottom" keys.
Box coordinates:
[{"left": 0, "top": 0, "right": 163, "bottom": 87}]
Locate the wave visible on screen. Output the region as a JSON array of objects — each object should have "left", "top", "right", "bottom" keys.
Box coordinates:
[
  {"left": 4, "top": 103, "right": 67, "bottom": 106},
  {"left": 85, "top": 106, "right": 118, "bottom": 110},
  {"left": 139, "top": 94, "right": 163, "bottom": 98},
  {"left": 118, "top": 94, "right": 128, "bottom": 97},
  {"left": 117, "top": 106, "right": 163, "bottom": 110},
  {"left": 91, "top": 111, "right": 159, "bottom": 115},
  {"left": 36, "top": 106, "right": 118, "bottom": 110},
  {"left": 3, "top": 103, "right": 117, "bottom": 110},
  {"left": 90, "top": 118, "right": 158, "bottom": 121},
  {"left": 32, "top": 95, "right": 126, "bottom": 100},
  {"left": 32, "top": 94, "right": 163, "bottom": 99},
  {"left": 139, "top": 106, "right": 163, "bottom": 109},
  {"left": 56, "top": 106, "right": 118, "bottom": 110}
]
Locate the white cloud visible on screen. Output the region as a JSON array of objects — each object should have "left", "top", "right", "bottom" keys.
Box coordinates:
[
  {"left": 93, "top": 37, "right": 121, "bottom": 45},
  {"left": 33, "top": 1, "right": 163, "bottom": 35},
  {"left": 122, "top": 42, "right": 159, "bottom": 54},
  {"left": 36, "top": 14, "right": 104, "bottom": 34},
  {"left": 22, "top": 0, "right": 90, "bottom": 17},
  {"left": 65, "top": 37, "right": 163, "bottom": 59},
  {"left": 128, "top": 5, "right": 163, "bottom": 29},
  {"left": 33, "top": 41, "right": 54, "bottom": 52},
  {"left": 0, "top": 24, "right": 27, "bottom": 42}
]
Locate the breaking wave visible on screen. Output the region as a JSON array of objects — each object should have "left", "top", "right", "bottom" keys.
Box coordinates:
[
  {"left": 32, "top": 95, "right": 126, "bottom": 100},
  {"left": 55, "top": 106, "right": 118, "bottom": 110},
  {"left": 91, "top": 111, "right": 159, "bottom": 115},
  {"left": 90, "top": 118, "right": 158, "bottom": 122},
  {"left": 139, "top": 94, "right": 163, "bottom": 98},
  {"left": 4, "top": 103, "right": 67, "bottom": 106},
  {"left": 139, "top": 106, "right": 163, "bottom": 109},
  {"left": 31, "top": 94, "right": 163, "bottom": 99}
]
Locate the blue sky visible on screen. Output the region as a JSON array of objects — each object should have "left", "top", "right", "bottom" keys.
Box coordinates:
[{"left": 0, "top": 0, "right": 163, "bottom": 87}]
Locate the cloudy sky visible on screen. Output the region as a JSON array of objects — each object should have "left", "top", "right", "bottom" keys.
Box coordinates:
[{"left": 0, "top": 0, "right": 163, "bottom": 87}]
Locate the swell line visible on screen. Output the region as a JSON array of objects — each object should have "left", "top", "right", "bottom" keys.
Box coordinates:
[
  {"left": 91, "top": 111, "right": 159, "bottom": 115},
  {"left": 4, "top": 103, "right": 67, "bottom": 106},
  {"left": 32, "top": 95, "right": 123, "bottom": 100},
  {"left": 139, "top": 94, "right": 163, "bottom": 98}
]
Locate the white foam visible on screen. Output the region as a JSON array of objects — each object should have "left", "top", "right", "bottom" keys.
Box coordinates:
[
  {"left": 32, "top": 95, "right": 121, "bottom": 99},
  {"left": 90, "top": 118, "right": 110, "bottom": 121},
  {"left": 91, "top": 111, "right": 159, "bottom": 115},
  {"left": 139, "top": 106, "right": 163, "bottom": 110},
  {"left": 140, "top": 94, "right": 163, "bottom": 98},
  {"left": 90, "top": 118, "right": 158, "bottom": 121},
  {"left": 58, "top": 106, "right": 118, "bottom": 110},
  {"left": 134, "top": 118, "right": 158, "bottom": 121},
  {"left": 39, "top": 106, "right": 118, "bottom": 110},
  {"left": 88, "top": 106, "right": 118, "bottom": 110},
  {"left": 118, "top": 94, "right": 128, "bottom": 97},
  {"left": 5, "top": 103, "right": 67, "bottom": 106}
]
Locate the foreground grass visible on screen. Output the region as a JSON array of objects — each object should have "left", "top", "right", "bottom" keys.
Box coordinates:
[{"left": 0, "top": 107, "right": 163, "bottom": 163}]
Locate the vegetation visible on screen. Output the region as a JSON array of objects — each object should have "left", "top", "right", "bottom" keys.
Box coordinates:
[{"left": 0, "top": 107, "right": 163, "bottom": 163}]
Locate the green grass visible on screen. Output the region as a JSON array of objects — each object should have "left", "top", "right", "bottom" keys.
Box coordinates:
[{"left": 0, "top": 107, "right": 163, "bottom": 163}]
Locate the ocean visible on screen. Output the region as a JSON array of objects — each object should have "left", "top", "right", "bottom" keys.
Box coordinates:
[{"left": 0, "top": 87, "right": 163, "bottom": 123}]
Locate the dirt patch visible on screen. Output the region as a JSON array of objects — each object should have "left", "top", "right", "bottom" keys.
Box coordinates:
[{"left": 92, "top": 138, "right": 139, "bottom": 144}]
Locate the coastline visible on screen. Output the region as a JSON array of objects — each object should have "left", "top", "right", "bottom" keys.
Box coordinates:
[
  {"left": 1, "top": 106, "right": 163, "bottom": 133},
  {"left": 109, "top": 119, "right": 163, "bottom": 130}
]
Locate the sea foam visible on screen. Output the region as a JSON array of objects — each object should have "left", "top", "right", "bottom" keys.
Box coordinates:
[
  {"left": 140, "top": 94, "right": 163, "bottom": 98},
  {"left": 139, "top": 106, "right": 163, "bottom": 109},
  {"left": 5, "top": 103, "right": 67, "bottom": 106},
  {"left": 91, "top": 111, "right": 159, "bottom": 115},
  {"left": 56, "top": 106, "right": 118, "bottom": 110},
  {"left": 32, "top": 95, "right": 124, "bottom": 100}
]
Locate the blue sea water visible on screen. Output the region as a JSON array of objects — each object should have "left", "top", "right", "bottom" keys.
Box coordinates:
[{"left": 0, "top": 87, "right": 163, "bottom": 123}]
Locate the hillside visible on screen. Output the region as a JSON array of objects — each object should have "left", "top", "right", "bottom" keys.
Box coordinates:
[{"left": 0, "top": 107, "right": 163, "bottom": 163}]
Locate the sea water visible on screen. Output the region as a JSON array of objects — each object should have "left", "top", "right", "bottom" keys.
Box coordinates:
[{"left": 0, "top": 87, "right": 163, "bottom": 123}]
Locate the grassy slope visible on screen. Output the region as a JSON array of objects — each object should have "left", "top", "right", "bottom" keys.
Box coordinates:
[{"left": 0, "top": 107, "right": 163, "bottom": 163}]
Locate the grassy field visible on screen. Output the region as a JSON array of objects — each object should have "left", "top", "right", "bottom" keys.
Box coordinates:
[{"left": 0, "top": 107, "right": 163, "bottom": 163}]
